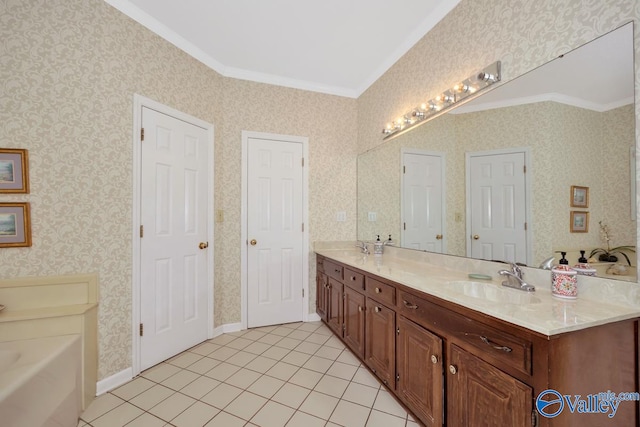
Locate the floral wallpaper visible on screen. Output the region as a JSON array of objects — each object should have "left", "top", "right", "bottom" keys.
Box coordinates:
[{"left": 2, "top": 0, "right": 639, "bottom": 383}]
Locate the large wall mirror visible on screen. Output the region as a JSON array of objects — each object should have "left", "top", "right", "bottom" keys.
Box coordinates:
[{"left": 357, "top": 22, "right": 636, "bottom": 282}]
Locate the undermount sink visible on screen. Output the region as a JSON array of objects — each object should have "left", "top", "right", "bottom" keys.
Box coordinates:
[{"left": 446, "top": 281, "right": 542, "bottom": 304}]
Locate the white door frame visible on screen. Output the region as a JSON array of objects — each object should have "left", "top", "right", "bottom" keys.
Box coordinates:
[
  {"left": 465, "top": 147, "right": 533, "bottom": 266},
  {"left": 241, "top": 131, "right": 309, "bottom": 330},
  {"left": 131, "top": 94, "right": 215, "bottom": 376},
  {"left": 400, "top": 148, "right": 447, "bottom": 252}
]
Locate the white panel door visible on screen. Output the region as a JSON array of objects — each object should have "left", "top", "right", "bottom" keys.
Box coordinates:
[
  {"left": 468, "top": 151, "right": 527, "bottom": 264},
  {"left": 247, "top": 137, "right": 303, "bottom": 328},
  {"left": 140, "top": 107, "right": 209, "bottom": 370},
  {"left": 401, "top": 152, "right": 445, "bottom": 252}
]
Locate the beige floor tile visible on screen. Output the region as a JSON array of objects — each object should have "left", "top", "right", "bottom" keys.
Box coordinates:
[
  {"left": 271, "top": 383, "right": 311, "bottom": 409},
  {"left": 225, "top": 368, "right": 262, "bottom": 389},
  {"left": 128, "top": 384, "right": 175, "bottom": 411},
  {"left": 243, "top": 330, "right": 267, "bottom": 341},
  {"left": 313, "top": 374, "right": 349, "bottom": 398},
  {"left": 406, "top": 419, "right": 420, "bottom": 426},
  {"left": 298, "top": 390, "right": 339, "bottom": 420},
  {"left": 224, "top": 391, "right": 268, "bottom": 421},
  {"left": 261, "top": 345, "right": 291, "bottom": 360},
  {"left": 247, "top": 375, "right": 285, "bottom": 398},
  {"left": 288, "top": 368, "right": 324, "bottom": 390},
  {"left": 265, "top": 361, "right": 299, "bottom": 381},
  {"left": 204, "top": 411, "right": 247, "bottom": 427},
  {"left": 342, "top": 382, "right": 379, "bottom": 408},
  {"left": 304, "top": 333, "right": 330, "bottom": 345},
  {"left": 250, "top": 401, "right": 295, "bottom": 427},
  {"left": 91, "top": 402, "right": 144, "bottom": 427},
  {"left": 324, "top": 336, "right": 346, "bottom": 350},
  {"left": 244, "top": 341, "right": 272, "bottom": 355},
  {"left": 294, "top": 341, "right": 321, "bottom": 355},
  {"left": 226, "top": 350, "right": 258, "bottom": 367},
  {"left": 336, "top": 349, "right": 361, "bottom": 366},
  {"left": 314, "top": 326, "right": 333, "bottom": 336},
  {"left": 180, "top": 376, "right": 221, "bottom": 399},
  {"left": 208, "top": 346, "right": 239, "bottom": 361},
  {"left": 284, "top": 411, "right": 326, "bottom": 427},
  {"left": 287, "top": 330, "right": 311, "bottom": 341},
  {"left": 80, "top": 393, "right": 126, "bottom": 422},
  {"left": 171, "top": 401, "right": 220, "bottom": 427},
  {"left": 225, "top": 336, "right": 254, "bottom": 350},
  {"left": 302, "top": 355, "right": 333, "bottom": 374},
  {"left": 258, "top": 333, "right": 283, "bottom": 345},
  {"left": 313, "top": 346, "right": 341, "bottom": 361},
  {"left": 325, "top": 361, "right": 358, "bottom": 381},
  {"left": 274, "top": 337, "right": 302, "bottom": 350},
  {"left": 329, "top": 400, "right": 371, "bottom": 427},
  {"left": 168, "top": 351, "right": 203, "bottom": 368},
  {"left": 245, "top": 355, "right": 278, "bottom": 373},
  {"left": 296, "top": 322, "right": 322, "bottom": 333},
  {"left": 207, "top": 334, "right": 237, "bottom": 346},
  {"left": 141, "top": 363, "right": 182, "bottom": 382},
  {"left": 125, "top": 412, "right": 166, "bottom": 427},
  {"left": 271, "top": 326, "right": 295, "bottom": 337},
  {"left": 254, "top": 325, "right": 278, "bottom": 333},
  {"left": 280, "top": 350, "right": 311, "bottom": 367},
  {"left": 189, "top": 341, "right": 220, "bottom": 356},
  {"left": 111, "top": 377, "right": 155, "bottom": 401},
  {"left": 352, "top": 366, "right": 381, "bottom": 388},
  {"left": 281, "top": 322, "right": 303, "bottom": 329},
  {"left": 365, "top": 409, "right": 407, "bottom": 427},
  {"left": 185, "top": 356, "right": 221, "bottom": 374},
  {"left": 148, "top": 392, "right": 196, "bottom": 422},
  {"left": 77, "top": 420, "right": 88, "bottom": 427},
  {"left": 201, "top": 382, "right": 244, "bottom": 409},
  {"left": 204, "top": 361, "right": 241, "bottom": 381},
  {"left": 373, "top": 389, "right": 408, "bottom": 418},
  {"left": 161, "top": 369, "right": 200, "bottom": 391}
]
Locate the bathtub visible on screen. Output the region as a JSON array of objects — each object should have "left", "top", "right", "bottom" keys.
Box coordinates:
[{"left": 0, "top": 334, "right": 82, "bottom": 427}]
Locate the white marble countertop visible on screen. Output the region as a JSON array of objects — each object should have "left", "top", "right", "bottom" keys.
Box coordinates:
[{"left": 315, "top": 244, "right": 640, "bottom": 336}]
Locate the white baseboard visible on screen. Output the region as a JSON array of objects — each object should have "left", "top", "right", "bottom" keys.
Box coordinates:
[
  {"left": 212, "top": 322, "right": 243, "bottom": 338},
  {"left": 96, "top": 367, "right": 133, "bottom": 396}
]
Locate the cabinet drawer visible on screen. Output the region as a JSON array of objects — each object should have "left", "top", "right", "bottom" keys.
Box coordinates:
[
  {"left": 399, "top": 291, "right": 532, "bottom": 376},
  {"left": 365, "top": 277, "right": 396, "bottom": 306},
  {"left": 344, "top": 268, "right": 365, "bottom": 291},
  {"left": 324, "top": 260, "right": 343, "bottom": 281}
]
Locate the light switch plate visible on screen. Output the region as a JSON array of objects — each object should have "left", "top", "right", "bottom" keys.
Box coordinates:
[{"left": 368, "top": 212, "right": 377, "bottom": 222}]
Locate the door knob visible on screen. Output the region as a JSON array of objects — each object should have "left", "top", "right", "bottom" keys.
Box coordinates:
[
  {"left": 449, "top": 365, "right": 458, "bottom": 375},
  {"left": 250, "top": 239, "right": 257, "bottom": 246},
  {"left": 199, "top": 242, "right": 208, "bottom": 249},
  {"left": 435, "top": 234, "right": 443, "bottom": 240},
  {"left": 473, "top": 234, "right": 480, "bottom": 240},
  {"left": 431, "top": 355, "right": 439, "bottom": 364}
]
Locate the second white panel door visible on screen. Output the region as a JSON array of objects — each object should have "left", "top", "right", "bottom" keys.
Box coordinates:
[{"left": 247, "top": 137, "right": 304, "bottom": 328}]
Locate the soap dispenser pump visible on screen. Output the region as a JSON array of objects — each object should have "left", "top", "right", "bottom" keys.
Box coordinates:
[
  {"left": 374, "top": 235, "right": 384, "bottom": 255},
  {"left": 578, "top": 250, "right": 588, "bottom": 263},
  {"left": 559, "top": 252, "right": 569, "bottom": 265}
]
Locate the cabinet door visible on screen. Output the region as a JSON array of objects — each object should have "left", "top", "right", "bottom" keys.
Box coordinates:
[
  {"left": 365, "top": 297, "right": 395, "bottom": 388},
  {"left": 316, "top": 272, "right": 328, "bottom": 322},
  {"left": 343, "top": 286, "right": 365, "bottom": 359},
  {"left": 327, "top": 278, "right": 343, "bottom": 336},
  {"left": 448, "top": 345, "right": 532, "bottom": 427},
  {"left": 397, "top": 316, "right": 443, "bottom": 427}
]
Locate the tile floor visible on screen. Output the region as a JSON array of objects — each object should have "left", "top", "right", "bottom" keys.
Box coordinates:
[{"left": 79, "top": 321, "right": 419, "bottom": 427}]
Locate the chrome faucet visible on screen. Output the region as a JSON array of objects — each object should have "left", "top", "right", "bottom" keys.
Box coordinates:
[
  {"left": 355, "top": 241, "right": 370, "bottom": 254},
  {"left": 498, "top": 263, "right": 535, "bottom": 292}
]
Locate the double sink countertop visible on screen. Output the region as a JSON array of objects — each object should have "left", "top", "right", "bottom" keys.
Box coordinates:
[{"left": 315, "top": 243, "right": 640, "bottom": 337}]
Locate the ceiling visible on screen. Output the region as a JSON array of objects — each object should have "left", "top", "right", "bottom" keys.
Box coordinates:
[{"left": 104, "top": 0, "right": 461, "bottom": 98}]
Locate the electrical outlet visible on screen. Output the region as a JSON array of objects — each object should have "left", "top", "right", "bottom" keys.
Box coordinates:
[
  {"left": 216, "top": 210, "right": 224, "bottom": 223},
  {"left": 336, "top": 211, "right": 347, "bottom": 222},
  {"left": 368, "top": 212, "right": 377, "bottom": 222}
]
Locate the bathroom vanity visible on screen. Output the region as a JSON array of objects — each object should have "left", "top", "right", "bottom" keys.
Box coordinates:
[{"left": 315, "top": 246, "right": 640, "bottom": 427}]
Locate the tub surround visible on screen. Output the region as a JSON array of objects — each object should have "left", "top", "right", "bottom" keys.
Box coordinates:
[{"left": 0, "top": 274, "right": 98, "bottom": 410}]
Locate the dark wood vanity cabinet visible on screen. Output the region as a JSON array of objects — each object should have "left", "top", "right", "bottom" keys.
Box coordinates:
[
  {"left": 315, "top": 271, "right": 328, "bottom": 322},
  {"left": 315, "top": 255, "right": 639, "bottom": 427}
]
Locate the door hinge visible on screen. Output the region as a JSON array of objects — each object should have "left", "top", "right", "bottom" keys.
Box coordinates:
[
  {"left": 302, "top": 157, "right": 304, "bottom": 167},
  {"left": 139, "top": 323, "right": 144, "bottom": 336},
  {"left": 523, "top": 164, "right": 527, "bottom": 173},
  {"left": 302, "top": 223, "right": 304, "bottom": 232},
  {"left": 141, "top": 128, "right": 144, "bottom": 141},
  {"left": 396, "top": 327, "right": 400, "bottom": 335},
  {"left": 396, "top": 373, "right": 400, "bottom": 382},
  {"left": 302, "top": 289, "right": 305, "bottom": 298},
  {"left": 524, "top": 222, "right": 528, "bottom": 231},
  {"left": 532, "top": 409, "right": 538, "bottom": 427},
  {"left": 342, "top": 323, "right": 346, "bottom": 331},
  {"left": 403, "top": 165, "right": 406, "bottom": 174},
  {"left": 140, "top": 225, "right": 144, "bottom": 238},
  {"left": 403, "top": 222, "right": 406, "bottom": 230}
]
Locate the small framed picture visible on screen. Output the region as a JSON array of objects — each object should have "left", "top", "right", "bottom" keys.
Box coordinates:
[
  {"left": 0, "top": 203, "right": 32, "bottom": 247},
  {"left": 570, "top": 185, "right": 588, "bottom": 208},
  {"left": 0, "top": 148, "right": 29, "bottom": 193},
  {"left": 570, "top": 211, "right": 589, "bottom": 233}
]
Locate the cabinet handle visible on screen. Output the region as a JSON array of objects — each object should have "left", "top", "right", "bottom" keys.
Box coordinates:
[
  {"left": 351, "top": 276, "right": 357, "bottom": 281},
  {"left": 374, "top": 306, "right": 381, "bottom": 313},
  {"left": 449, "top": 365, "right": 458, "bottom": 375},
  {"left": 335, "top": 269, "right": 341, "bottom": 274},
  {"left": 479, "top": 335, "right": 513, "bottom": 353},
  {"left": 431, "top": 355, "right": 438, "bottom": 364},
  {"left": 403, "top": 300, "right": 418, "bottom": 310},
  {"left": 375, "top": 287, "right": 381, "bottom": 293},
  {"left": 358, "top": 306, "right": 364, "bottom": 312}
]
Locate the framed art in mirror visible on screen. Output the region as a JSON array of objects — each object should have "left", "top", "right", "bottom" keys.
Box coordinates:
[
  {"left": 570, "top": 211, "right": 589, "bottom": 233},
  {"left": 0, "top": 203, "right": 32, "bottom": 247},
  {"left": 0, "top": 148, "right": 29, "bottom": 194},
  {"left": 570, "top": 185, "right": 589, "bottom": 208}
]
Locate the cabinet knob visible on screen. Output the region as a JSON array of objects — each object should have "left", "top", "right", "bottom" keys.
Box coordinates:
[
  {"left": 375, "top": 287, "right": 381, "bottom": 293},
  {"left": 449, "top": 365, "right": 458, "bottom": 375},
  {"left": 351, "top": 276, "right": 357, "bottom": 281},
  {"left": 431, "top": 355, "right": 438, "bottom": 364},
  {"left": 374, "top": 306, "right": 381, "bottom": 313},
  {"left": 358, "top": 306, "right": 364, "bottom": 312}
]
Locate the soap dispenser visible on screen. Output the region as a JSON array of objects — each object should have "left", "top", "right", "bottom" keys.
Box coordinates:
[
  {"left": 578, "top": 250, "right": 588, "bottom": 263},
  {"left": 374, "top": 235, "right": 384, "bottom": 255},
  {"left": 559, "top": 252, "right": 569, "bottom": 265}
]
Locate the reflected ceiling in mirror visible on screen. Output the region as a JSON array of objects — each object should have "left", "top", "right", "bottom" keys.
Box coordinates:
[{"left": 357, "top": 22, "right": 635, "bottom": 281}]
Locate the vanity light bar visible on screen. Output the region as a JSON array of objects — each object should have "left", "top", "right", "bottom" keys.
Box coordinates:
[{"left": 382, "top": 61, "right": 501, "bottom": 139}]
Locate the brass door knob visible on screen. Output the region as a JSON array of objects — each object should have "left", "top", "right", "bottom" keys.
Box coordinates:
[
  {"left": 431, "top": 355, "right": 439, "bottom": 364},
  {"left": 250, "top": 239, "right": 257, "bottom": 246},
  {"left": 436, "top": 234, "right": 443, "bottom": 240},
  {"left": 473, "top": 234, "right": 480, "bottom": 240},
  {"left": 199, "top": 242, "right": 208, "bottom": 249}
]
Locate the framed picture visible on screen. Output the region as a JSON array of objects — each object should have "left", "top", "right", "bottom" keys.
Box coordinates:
[
  {"left": 570, "top": 185, "right": 588, "bottom": 208},
  {"left": 0, "top": 203, "right": 32, "bottom": 247},
  {"left": 0, "top": 148, "right": 29, "bottom": 193},
  {"left": 570, "top": 211, "right": 589, "bottom": 233}
]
